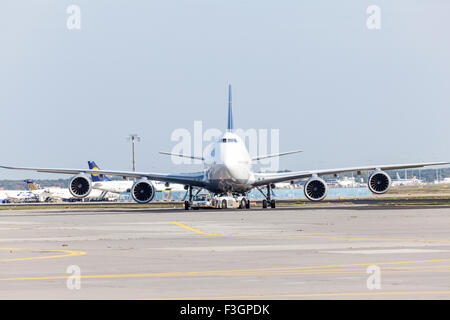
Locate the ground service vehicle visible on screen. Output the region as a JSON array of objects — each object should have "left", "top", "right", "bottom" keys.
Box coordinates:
[{"left": 187, "top": 193, "right": 251, "bottom": 210}]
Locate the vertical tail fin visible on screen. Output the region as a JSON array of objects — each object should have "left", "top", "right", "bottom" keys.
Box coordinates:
[
  {"left": 24, "top": 179, "right": 39, "bottom": 191},
  {"left": 227, "top": 84, "right": 233, "bottom": 132},
  {"left": 88, "top": 161, "right": 110, "bottom": 182}
]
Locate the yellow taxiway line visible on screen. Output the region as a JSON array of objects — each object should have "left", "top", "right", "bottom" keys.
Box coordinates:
[
  {"left": 0, "top": 248, "right": 86, "bottom": 262},
  {"left": 171, "top": 221, "right": 450, "bottom": 244},
  {"left": 2, "top": 258, "right": 450, "bottom": 281},
  {"left": 171, "top": 222, "right": 230, "bottom": 236}
]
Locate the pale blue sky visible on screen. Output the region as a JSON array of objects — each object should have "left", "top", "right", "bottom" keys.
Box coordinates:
[{"left": 1, "top": 0, "right": 449, "bottom": 179}]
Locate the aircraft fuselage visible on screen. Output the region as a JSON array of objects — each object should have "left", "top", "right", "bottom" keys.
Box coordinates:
[{"left": 202, "top": 132, "right": 255, "bottom": 194}]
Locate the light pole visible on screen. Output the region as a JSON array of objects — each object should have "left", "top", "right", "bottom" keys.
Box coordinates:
[{"left": 127, "top": 134, "right": 141, "bottom": 172}]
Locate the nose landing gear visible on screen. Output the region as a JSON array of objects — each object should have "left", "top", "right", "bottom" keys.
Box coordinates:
[{"left": 238, "top": 197, "right": 251, "bottom": 209}]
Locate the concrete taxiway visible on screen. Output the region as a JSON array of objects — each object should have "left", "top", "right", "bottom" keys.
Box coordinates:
[{"left": 1, "top": 204, "right": 450, "bottom": 299}]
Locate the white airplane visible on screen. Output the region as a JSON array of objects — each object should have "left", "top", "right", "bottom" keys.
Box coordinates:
[
  {"left": 23, "top": 179, "right": 73, "bottom": 202},
  {"left": 24, "top": 178, "right": 114, "bottom": 202},
  {"left": 335, "top": 176, "right": 363, "bottom": 188},
  {"left": 88, "top": 161, "right": 185, "bottom": 197},
  {"left": 88, "top": 161, "right": 133, "bottom": 197},
  {"left": 0, "top": 188, "right": 35, "bottom": 202},
  {"left": 0, "top": 180, "right": 66, "bottom": 203},
  {"left": 1, "top": 85, "right": 448, "bottom": 209},
  {"left": 391, "top": 173, "right": 423, "bottom": 187}
]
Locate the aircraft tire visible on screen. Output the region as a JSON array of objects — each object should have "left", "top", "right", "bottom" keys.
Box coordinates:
[
  {"left": 262, "top": 199, "right": 268, "bottom": 209},
  {"left": 270, "top": 200, "right": 276, "bottom": 208}
]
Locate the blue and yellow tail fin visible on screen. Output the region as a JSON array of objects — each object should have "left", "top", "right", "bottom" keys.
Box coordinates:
[
  {"left": 24, "top": 179, "right": 39, "bottom": 191},
  {"left": 88, "top": 161, "right": 110, "bottom": 182}
]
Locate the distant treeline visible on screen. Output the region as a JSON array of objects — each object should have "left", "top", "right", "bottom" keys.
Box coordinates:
[
  {"left": 346, "top": 167, "right": 450, "bottom": 183},
  {"left": 0, "top": 179, "right": 70, "bottom": 190},
  {"left": 0, "top": 168, "right": 449, "bottom": 190}
]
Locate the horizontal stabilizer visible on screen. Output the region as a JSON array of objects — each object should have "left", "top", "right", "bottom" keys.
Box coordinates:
[
  {"left": 252, "top": 150, "right": 303, "bottom": 161},
  {"left": 159, "top": 152, "right": 204, "bottom": 161}
]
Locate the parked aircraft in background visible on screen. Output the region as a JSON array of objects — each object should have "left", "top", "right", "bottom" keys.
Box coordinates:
[
  {"left": 391, "top": 173, "right": 423, "bottom": 187},
  {"left": 89, "top": 161, "right": 132, "bottom": 198},
  {"left": 88, "top": 161, "right": 185, "bottom": 196},
  {"left": 24, "top": 178, "right": 115, "bottom": 202},
  {"left": 0, "top": 187, "right": 34, "bottom": 203},
  {"left": 335, "top": 176, "right": 364, "bottom": 188},
  {"left": 24, "top": 179, "right": 72, "bottom": 202}
]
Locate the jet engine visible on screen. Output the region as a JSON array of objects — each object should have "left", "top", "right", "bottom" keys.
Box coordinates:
[
  {"left": 304, "top": 177, "right": 328, "bottom": 201},
  {"left": 131, "top": 180, "right": 155, "bottom": 203},
  {"left": 69, "top": 175, "right": 92, "bottom": 198},
  {"left": 368, "top": 170, "right": 391, "bottom": 194}
]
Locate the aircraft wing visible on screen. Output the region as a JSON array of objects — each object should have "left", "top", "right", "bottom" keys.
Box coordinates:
[
  {"left": 252, "top": 162, "right": 449, "bottom": 187},
  {"left": 0, "top": 166, "right": 206, "bottom": 188}
]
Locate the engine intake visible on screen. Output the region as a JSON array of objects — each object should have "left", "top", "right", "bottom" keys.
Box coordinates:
[
  {"left": 69, "top": 175, "right": 92, "bottom": 198},
  {"left": 304, "top": 177, "right": 328, "bottom": 201},
  {"left": 131, "top": 180, "right": 155, "bottom": 203},
  {"left": 368, "top": 170, "right": 391, "bottom": 194}
]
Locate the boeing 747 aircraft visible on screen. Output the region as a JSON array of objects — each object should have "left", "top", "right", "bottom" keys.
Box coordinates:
[{"left": 1, "top": 85, "right": 448, "bottom": 209}]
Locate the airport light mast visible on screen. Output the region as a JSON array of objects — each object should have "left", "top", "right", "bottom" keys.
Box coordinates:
[{"left": 127, "top": 134, "right": 141, "bottom": 172}]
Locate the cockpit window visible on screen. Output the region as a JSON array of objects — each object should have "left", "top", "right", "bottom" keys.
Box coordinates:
[{"left": 221, "top": 138, "right": 237, "bottom": 143}]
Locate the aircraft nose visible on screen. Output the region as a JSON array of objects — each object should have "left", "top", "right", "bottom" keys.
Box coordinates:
[{"left": 224, "top": 158, "right": 249, "bottom": 181}]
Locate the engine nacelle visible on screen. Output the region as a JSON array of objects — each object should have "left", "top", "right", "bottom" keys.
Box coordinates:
[
  {"left": 304, "top": 177, "right": 328, "bottom": 201},
  {"left": 131, "top": 180, "right": 155, "bottom": 204},
  {"left": 368, "top": 170, "right": 391, "bottom": 194},
  {"left": 69, "top": 175, "right": 92, "bottom": 198}
]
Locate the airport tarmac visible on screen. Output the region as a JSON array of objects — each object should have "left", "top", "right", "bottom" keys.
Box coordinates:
[{"left": 1, "top": 204, "right": 450, "bottom": 299}]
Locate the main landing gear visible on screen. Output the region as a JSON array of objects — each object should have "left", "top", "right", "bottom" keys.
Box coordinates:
[
  {"left": 184, "top": 185, "right": 193, "bottom": 210},
  {"left": 258, "top": 185, "right": 276, "bottom": 209}
]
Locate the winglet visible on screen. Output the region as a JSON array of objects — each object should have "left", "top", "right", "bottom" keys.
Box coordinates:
[{"left": 159, "top": 152, "right": 205, "bottom": 161}]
